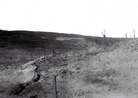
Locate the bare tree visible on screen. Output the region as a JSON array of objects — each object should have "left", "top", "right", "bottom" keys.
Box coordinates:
[
  {"left": 101, "top": 29, "right": 106, "bottom": 49},
  {"left": 133, "top": 29, "right": 135, "bottom": 38},
  {"left": 126, "top": 33, "right": 127, "bottom": 38},
  {"left": 52, "top": 50, "right": 56, "bottom": 57},
  {"left": 101, "top": 30, "right": 106, "bottom": 38}
]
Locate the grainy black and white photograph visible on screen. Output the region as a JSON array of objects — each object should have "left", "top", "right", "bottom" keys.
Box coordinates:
[{"left": 0, "top": 0, "right": 138, "bottom": 98}]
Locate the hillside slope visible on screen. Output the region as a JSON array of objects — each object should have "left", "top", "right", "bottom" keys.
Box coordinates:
[
  {"left": 33, "top": 38, "right": 138, "bottom": 98},
  {"left": 51, "top": 39, "right": 138, "bottom": 98},
  {"left": 0, "top": 29, "right": 81, "bottom": 49},
  {"left": 1, "top": 30, "right": 134, "bottom": 98}
]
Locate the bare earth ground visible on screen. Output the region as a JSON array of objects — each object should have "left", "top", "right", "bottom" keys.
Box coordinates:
[{"left": 1, "top": 38, "right": 138, "bottom": 98}]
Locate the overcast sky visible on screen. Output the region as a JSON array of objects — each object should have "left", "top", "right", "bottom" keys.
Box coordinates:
[{"left": 0, "top": 0, "right": 138, "bottom": 37}]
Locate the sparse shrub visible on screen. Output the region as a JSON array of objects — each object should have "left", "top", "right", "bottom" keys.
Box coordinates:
[
  {"left": 30, "top": 95, "right": 37, "bottom": 98},
  {"left": 76, "top": 67, "right": 81, "bottom": 70},
  {"left": 83, "top": 68, "right": 117, "bottom": 86}
]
